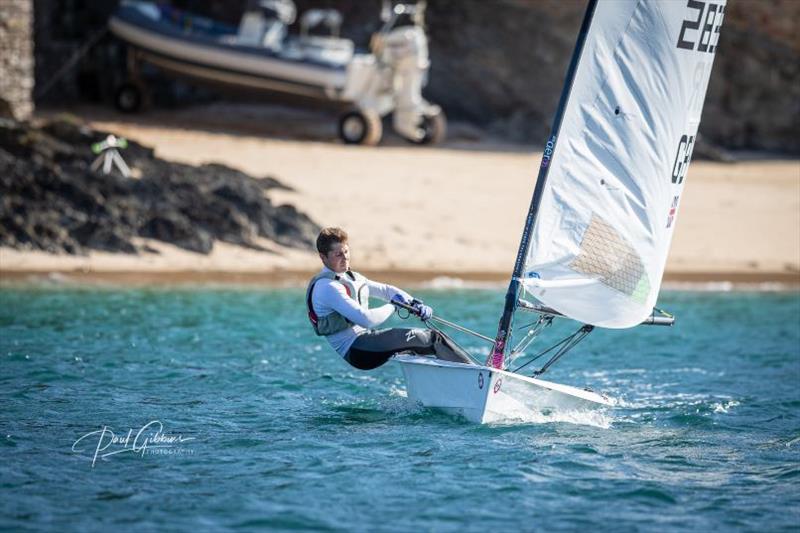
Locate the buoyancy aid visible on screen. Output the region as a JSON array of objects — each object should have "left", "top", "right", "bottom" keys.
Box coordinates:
[{"left": 306, "top": 270, "right": 370, "bottom": 336}]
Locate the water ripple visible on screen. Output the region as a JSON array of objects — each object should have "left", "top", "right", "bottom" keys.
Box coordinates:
[{"left": 0, "top": 287, "right": 798, "bottom": 531}]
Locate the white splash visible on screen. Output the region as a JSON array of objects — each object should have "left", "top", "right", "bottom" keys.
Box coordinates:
[
  {"left": 388, "top": 385, "right": 408, "bottom": 398},
  {"left": 712, "top": 399, "right": 740, "bottom": 413},
  {"left": 486, "top": 406, "right": 614, "bottom": 429}
]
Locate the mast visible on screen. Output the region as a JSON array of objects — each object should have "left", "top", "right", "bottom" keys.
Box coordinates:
[{"left": 487, "top": 0, "right": 598, "bottom": 369}]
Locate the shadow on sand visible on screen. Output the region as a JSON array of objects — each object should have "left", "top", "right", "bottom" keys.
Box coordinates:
[{"left": 37, "top": 102, "right": 539, "bottom": 155}]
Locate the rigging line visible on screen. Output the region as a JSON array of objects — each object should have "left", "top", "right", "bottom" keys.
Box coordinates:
[
  {"left": 509, "top": 315, "right": 554, "bottom": 357},
  {"left": 533, "top": 325, "right": 594, "bottom": 377},
  {"left": 506, "top": 318, "right": 552, "bottom": 369},
  {"left": 510, "top": 324, "right": 592, "bottom": 374},
  {"left": 508, "top": 333, "right": 540, "bottom": 366},
  {"left": 393, "top": 300, "right": 493, "bottom": 344},
  {"left": 427, "top": 315, "right": 495, "bottom": 345},
  {"left": 506, "top": 307, "right": 549, "bottom": 364},
  {"left": 510, "top": 332, "right": 574, "bottom": 373},
  {"left": 512, "top": 315, "right": 551, "bottom": 332},
  {"left": 423, "top": 319, "right": 482, "bottom": 365}
]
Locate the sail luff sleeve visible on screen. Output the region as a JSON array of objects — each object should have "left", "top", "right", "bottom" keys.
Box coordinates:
[{"left": 487, "top": 0, "right": 599, "bottom": 369}]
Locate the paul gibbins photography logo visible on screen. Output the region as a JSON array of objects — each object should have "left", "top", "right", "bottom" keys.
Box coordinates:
[{"left": 72, "top": 420, "right": 195, "bottom": 468}]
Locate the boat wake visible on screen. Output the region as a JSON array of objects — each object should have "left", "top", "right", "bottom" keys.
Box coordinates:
[{"left": 482, "top": 405, "right": 614, "bottom": 429}]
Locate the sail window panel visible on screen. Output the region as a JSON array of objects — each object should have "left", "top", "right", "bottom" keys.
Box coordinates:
[{"left": 569, "top": 214, "right": 650, "bottom": 304}]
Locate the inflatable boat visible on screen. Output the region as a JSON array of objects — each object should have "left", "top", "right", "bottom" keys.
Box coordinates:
[{"left": 109, "top": 0, "right": 446, "bottom": 145}]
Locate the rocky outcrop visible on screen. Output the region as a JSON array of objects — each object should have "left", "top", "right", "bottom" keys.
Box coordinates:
[{"left": 0, "top": 116, "right": 319, "bottom": 255}]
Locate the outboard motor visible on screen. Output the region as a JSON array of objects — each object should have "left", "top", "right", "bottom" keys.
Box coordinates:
[
  {"left": 380, "top": 7, "right": 429, "bottom": 141},
  {"left": 370, "top": 1, "right": 444, "bottom": 144}
]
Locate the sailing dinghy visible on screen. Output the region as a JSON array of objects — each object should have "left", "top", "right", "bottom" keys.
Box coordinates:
[{"left": 395, "top": 0, "right": 726, "bottom": 423}]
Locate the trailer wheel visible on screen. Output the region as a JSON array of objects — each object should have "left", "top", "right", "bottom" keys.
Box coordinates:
[
  {"left": 114, "top": 82, "right": 144, "bottom": 113},
  {"left": 409, "top": 110, "right": 447, "bottom": 145},
  {"left": 338, "top": 110, "right": 382, "bottom": 146}
]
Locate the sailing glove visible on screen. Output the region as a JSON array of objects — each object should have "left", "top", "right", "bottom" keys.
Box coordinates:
[
  {"left": 411, "top": 300, "right": 433, "bottom": 321},
  {"left": 391, "top": 294, "right": 412, "bottom": 307}
]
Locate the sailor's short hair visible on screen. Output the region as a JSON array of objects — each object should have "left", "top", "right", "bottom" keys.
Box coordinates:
[{"left": 316, "top": 227, "right": 348, "bottom": 254}]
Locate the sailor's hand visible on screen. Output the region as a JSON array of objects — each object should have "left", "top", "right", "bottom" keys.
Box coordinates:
[
  {"left": 411, "top": 300, "right": 433, "bottom": 321},
  {"left": 391, "top": 294, "right": 412, "bottom": 307}
]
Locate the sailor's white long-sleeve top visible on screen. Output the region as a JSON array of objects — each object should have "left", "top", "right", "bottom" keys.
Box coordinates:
[{"left": 310, "top": 267, "right": 412, "bottom": 356}]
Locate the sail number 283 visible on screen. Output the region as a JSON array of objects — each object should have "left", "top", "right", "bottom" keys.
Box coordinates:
[{"left": 676, "top": 0, "right": 725, "bottom": 53}]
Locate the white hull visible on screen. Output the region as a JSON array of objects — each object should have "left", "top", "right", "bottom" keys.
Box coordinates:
[
  {"left": 394, "top": 355, "right": 612, "bottom": 423},
  {"left": 109, "top": 18, "right": 349, "bottom": 97}
]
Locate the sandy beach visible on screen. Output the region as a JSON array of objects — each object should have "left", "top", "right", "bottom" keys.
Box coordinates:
[{"left": 2, "top": 106, "right": 799, "bottom": 286}]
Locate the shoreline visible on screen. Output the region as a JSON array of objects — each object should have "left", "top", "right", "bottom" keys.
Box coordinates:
[
  {"left": 2, "top": 268, "right": 798, "bottom": 290},
  {"left": 4, "top": 107, "right": 798, "bottom": 292}
]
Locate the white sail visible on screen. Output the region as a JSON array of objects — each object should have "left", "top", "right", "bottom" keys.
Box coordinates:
[{"left": 522, "top": 0, "right": 725, "bottom": 328}]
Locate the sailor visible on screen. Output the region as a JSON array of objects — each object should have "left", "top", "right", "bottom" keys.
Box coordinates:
[{"left": 307, "top": 227, "right": 474, "bottom": 370}]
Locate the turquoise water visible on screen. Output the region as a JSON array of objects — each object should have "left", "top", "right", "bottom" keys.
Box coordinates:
[{"left": 1, "top": 285, "right": 798, "bottom": 532}]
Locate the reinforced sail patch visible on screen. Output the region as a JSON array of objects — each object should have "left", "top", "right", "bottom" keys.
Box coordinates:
[{"left": 570, "top": 214, "right": 650, "bottom": 303}]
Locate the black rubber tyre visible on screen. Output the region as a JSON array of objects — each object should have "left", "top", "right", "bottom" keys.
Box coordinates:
[
  {"left": 408, "top": 109, "right": 447, "bottom": 145},
  {"left": 114, "top": 82, "right": 144, "bottom": 113},
  {"left": 338, "top": 110, "right": 382, "bottom": 146}
]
